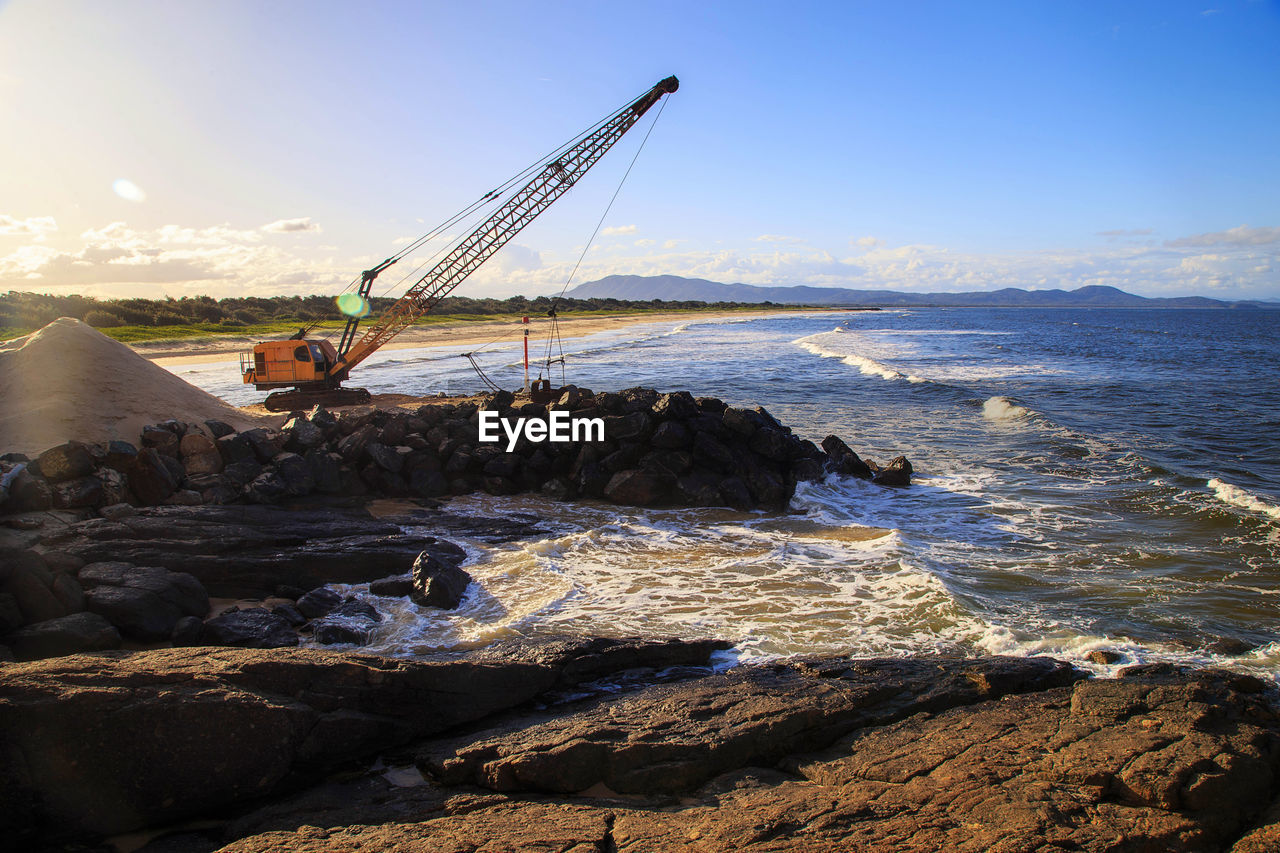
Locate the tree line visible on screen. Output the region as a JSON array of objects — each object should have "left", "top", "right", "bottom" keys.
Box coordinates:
[{"left": 0, "top": 291, "right": 777, "bottom": 333}]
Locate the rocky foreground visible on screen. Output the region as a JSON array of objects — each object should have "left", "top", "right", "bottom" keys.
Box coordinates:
[{"left": 2, "top": 640, "right": 1279, "bottom": 852}]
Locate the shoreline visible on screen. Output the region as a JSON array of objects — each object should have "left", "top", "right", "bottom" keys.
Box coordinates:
[{"left": 133, "top": 308, "right": 810, "bottom": 366}]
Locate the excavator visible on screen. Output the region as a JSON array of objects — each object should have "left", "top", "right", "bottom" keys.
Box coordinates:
[{"left": 241, "top": 75, "right": 679, "bottom": 412}]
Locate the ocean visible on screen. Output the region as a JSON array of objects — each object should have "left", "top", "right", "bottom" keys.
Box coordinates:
[{"left": 178, "top": 307, "right": 1280, "bottom": 680}]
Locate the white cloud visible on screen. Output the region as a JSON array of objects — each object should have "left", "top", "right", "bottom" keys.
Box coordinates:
[
  {"left": 0, "top": 214, "right": 57, "bottom": 238},
  {"left": 600, "top": 224, "right": 637, "bottom": 236},
  {"left": 5, "top": 217, "right": 1277, "bottom": 302},
  {"left": 262, "top": 217, "right": 322, "bottom": 234},
  {"left": 1165, "top": 224, "right": 1280, "bottom": 248},
  {"left": 1, "top": 219, "right": 348, "bottom": 296}
]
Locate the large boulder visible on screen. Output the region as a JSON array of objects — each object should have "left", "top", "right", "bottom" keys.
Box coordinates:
[
  {"left": 7, "top": 612, "right": 121, "bottom": 661},
  {"left": 410, "top": 551, "right": 471, "bottom": 610},
  {"left": 203, "top": 608, "right": 300, "bottom": 649},
  {"left": 79, "top": 561, "right": 208, "bottom": 641},
  {"left": 35, "top": 442, "right": 96, "bottom": 483}
]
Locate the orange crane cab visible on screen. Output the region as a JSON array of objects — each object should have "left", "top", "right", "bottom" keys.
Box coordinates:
[
  {"left": 240, "top": 339, "right": 339, "bottom": 389},
  {"left": 241, "top": 75, "right": 679, "bottom": 412}
]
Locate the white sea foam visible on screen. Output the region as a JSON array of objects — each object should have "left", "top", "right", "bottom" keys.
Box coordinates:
[
  {"left": 793, "top": 333, "right": 924, "bottom": 383},
  {"left": 982, "top": 395, "right": 1032, "bottom": 422},
  {"left": 1208, "top": 478, "right": 1280, "bottom": 522}
]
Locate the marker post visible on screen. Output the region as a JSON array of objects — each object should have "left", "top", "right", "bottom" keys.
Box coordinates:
[{"left": 522, "top": 316, "right": 530, "bottom": 392}]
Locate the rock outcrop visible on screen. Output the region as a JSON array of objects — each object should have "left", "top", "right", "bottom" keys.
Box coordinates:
[
  {"left": 0, "top": 637, "right": 728, "bottom": 846},
  {"left": 8, "top": 648, "right": 1272, "bottom": 853}
]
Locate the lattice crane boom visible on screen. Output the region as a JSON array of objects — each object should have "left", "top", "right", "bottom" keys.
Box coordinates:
[{"left": 331, "top": 75, "right": 679, "bottom": 379}]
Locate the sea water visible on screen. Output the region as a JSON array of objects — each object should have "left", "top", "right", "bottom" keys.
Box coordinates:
[{"left": 177, "top": 308, "right": 1280, "bottom": 680}]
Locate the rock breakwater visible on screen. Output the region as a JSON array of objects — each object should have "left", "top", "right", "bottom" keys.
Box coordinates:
[{"left": 1, "top": 386, "right": 911, "bottom": 518}]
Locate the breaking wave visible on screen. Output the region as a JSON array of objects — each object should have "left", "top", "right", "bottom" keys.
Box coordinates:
[{"left": 1208, "top": 478, "right": 1280, "bottom": 523}]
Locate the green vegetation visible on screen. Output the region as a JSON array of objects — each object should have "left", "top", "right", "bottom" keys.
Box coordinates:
[{"left": 0, "top": 291, "right": 794, "bottom": 342}]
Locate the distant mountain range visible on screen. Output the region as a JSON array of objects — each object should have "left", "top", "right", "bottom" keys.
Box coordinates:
[{"left": 567, "top": 275, "right": 1276, "bottom": 309}]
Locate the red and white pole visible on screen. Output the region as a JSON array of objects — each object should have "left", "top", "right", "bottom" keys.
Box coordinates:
[{"left": 522, "top": 315, "right": 530, "bottom": 392}]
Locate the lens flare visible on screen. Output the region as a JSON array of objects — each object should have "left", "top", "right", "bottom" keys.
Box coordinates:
[
  {"left": 336, "top": 292, "right": 371, "bottom": 318},
  {"left": 112, "top": 179, "right": 146, "bottom": 202}
]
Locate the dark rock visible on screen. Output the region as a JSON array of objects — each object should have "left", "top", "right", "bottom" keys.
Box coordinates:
[
  {"left": 203, "top": 608, "right": 300, "bottom": 648},
  {"left": 542, "top": 477, "right": 575, "bottom": 501},
  {"left": 241, "top": 428, "right": 287, "bottom": 463},
  {"left": 170, "top": 615, "right": 205, "bottom": 646},
  {"left": 178, "top": 433, "right": 223, "bottom": 476},
  {"left": 821, "top": 434, "right": 873, "bottom": 479},
  {"left": 296, "top": 586, "right": 342, "bottom": 620},
  {"left": 369, "top": 575, "right": 414, "bottom": 597},
  {"left": 790, "top": 457, "right": 827, "bottom": 483},
  {"left": 1206, "top": 637, "right": 1256, "bottom": 656},
  {"left": 872, "top": 454, "right": 913, "bottom": 486},
  {"left": 306, "top": 405, "right": 338, "bottom": 433},
  {"left": 36, "top": 443, "right": 96, "bottom": 483},
  {"left": 674, "top": 471, "right": 723, "bottom": 506},
  {"left": 80, "top": 562, "right": 209, "bottom": 641},
  {"left": 650, "top": 419, "right": 691, "bottom": 449},
  {"left": 1, "top": 549, "right": 66, "bottom": 625},
  {"left": 718, "top": 476, "right": 754, "bottom": 510},
  {"left": 49, "top": 570, "right": 85, "bottom": 613},
  {"left": 245, "top": 470, "right": 289, "bottom": 503},
  {"left": 722, "top": 407, "right": 763, "bottom": 436},
  {"left": 128, "top": 448, "right": 178, "bottom": 505},
  {"left": 9, "top": 468, "right": 53, "bottom": 511},
  {"left": 215, "top": 433, "right": 256, "bottom": 465},
  {"left": 222, "top": 458, "right": 262, "bottom": 487},
  {"left": 602, "top": 411, "right": 652, "bottom": 442},
  {"left": 281, "top": 416, "right": 325, "bottom": 450},
  {"left": 337, "top": 424, "right": 379, "bottom": 462},
  {"left": 312, "top": 598, "right": 383, "bottom": 645},
  {"left": 304, "top": 449, "right": 344, "bottom": 494},
  {"left": 102, "top": 440, "right": 139, "bottom": 472},
  {"left": 7, "top": 612, "right": 120, "bottom": 660},
  {"left": 271, "top": 603, "right": 306, "bottom": 627},
  {"left": 365, "top": 441, "right": 403, "bottom": 473},
  {"left": 0, "top": 592, "right": 22, "bottom": 633},
  {"left": 140, "top": 426, "right": 179, "bottom": 456},
  {"left": 691, "top": 431, "right": 735, "bottom": 473},
  {"left": 604, "top": 468, "right": 670, "bottom": 507},
  {"left": 204, "top": 419, "right": 236, "bottom": 439},
  {"left": 640, "top": 449, "right": 692, "bottom": 478},
  {"left": 1087, "top": 649, "right": 1126, "bottom": 665},
  {"left": 271, "top": 452, "right": 315, "bottom": 495},
  {"left": 652, "top": 390, "right": 698, "bottom": 420},
  {"left": 748, "top": 427, "right": 792, "bottom": 461},
  {"left": 411, "top": 551, "right": 471, "bottom": 610},
  {"left": 51, "top": 475, "right": 105, "bottom": 509}
]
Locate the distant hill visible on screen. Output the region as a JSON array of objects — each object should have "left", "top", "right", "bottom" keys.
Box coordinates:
[{"left": 567, "top": 275, "right": 1271, "bottom": 309}]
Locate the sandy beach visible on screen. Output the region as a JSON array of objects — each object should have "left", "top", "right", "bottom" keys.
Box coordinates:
[{"left": 134, "top": 309, "right": 798, "bottom": 367}]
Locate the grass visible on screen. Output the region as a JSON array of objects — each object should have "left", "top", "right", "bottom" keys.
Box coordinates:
[{"left": 1, "top": 305, "right": 810, "bottom": 345}]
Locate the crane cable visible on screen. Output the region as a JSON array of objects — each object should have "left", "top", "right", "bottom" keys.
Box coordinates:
[
  {"left": 539, "top": 93, "right": 671, "bottom": 380},
  {"left": 298, "top": 93, "right": 649, "bottom": 340}
]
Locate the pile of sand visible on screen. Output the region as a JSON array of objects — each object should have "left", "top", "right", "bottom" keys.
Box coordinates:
[{"left": 0, "top": 318, "right": 267, "bottom": 456}]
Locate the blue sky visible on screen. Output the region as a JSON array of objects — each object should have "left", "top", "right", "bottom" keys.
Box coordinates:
[{"left": 1, "top": 0, "right": 1277, "bottom": 300}]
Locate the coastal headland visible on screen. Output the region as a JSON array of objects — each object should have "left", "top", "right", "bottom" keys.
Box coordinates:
[{"left": 1, "top": 319, "right": 1279, "bottom": 851}]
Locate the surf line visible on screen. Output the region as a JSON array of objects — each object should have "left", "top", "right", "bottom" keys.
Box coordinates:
[{"left": 478, "top": 410, "right": 605, "bottom": 452}]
